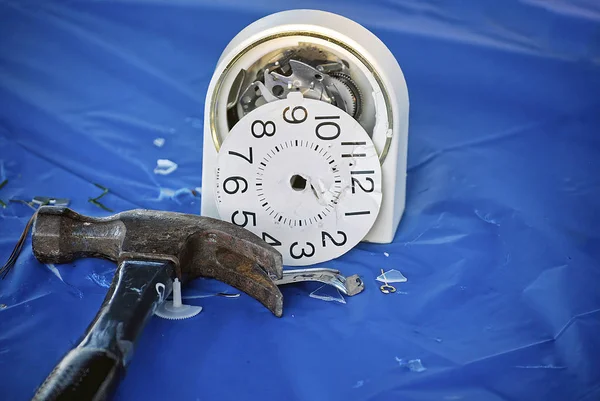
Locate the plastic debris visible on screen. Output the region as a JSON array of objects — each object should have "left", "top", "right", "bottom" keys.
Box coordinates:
[
  {"left": 153, "top": 137, "right": 165, "bottom": 147},
  {"left": 309, "top": 284, "right": 346, "bottom": 304},
  {"left": 384, "top": 252, "right": 390, "bottom": 257},
  {"left": 154, "top": 159, "right": 178, "bottom": 175},
  {"left": 396, "top": 357, "right": 426, "bottom": 372},
  {"left": 155, "top": 278, "right": 202, "bottom": 320},
  {"left": 377, "top": 269, "right": 407, "bottom": 284}
]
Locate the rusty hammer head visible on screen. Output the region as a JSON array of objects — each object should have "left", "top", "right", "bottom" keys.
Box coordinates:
[{"left": 32, "top": 206, "right": 284, "bottom": 316}]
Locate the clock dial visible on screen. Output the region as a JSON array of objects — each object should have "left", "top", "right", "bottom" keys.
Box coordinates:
[{"left": 215, "top": 92, "right": 382, "bottom": 266}]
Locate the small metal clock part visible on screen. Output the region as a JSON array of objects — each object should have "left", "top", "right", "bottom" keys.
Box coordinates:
[
  {"left": 379, "top": 269, "right": 397, "bottom": 294},
  {"left": 202, "top": 10, "right": 410, "bottom": 265}
]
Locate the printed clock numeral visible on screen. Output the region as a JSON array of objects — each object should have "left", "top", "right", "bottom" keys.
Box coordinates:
[
  {"left": 228, "top": 147, "right": 253, "bottom": 164},
  {"left": 231, "top": 210, "right": 256, "bottom": 227},
  {"left": 262, "top": 232, "right": 282, "bottom": 247},
  {"left": 283, "top": 106, "right": 308, "bottom": 124},
  {"left": 290, "top": 241, "right": 316, "bottom": 259},
  {"left": 315, "top": 115, "right": 341, "bottom": 140},
  {"left": 351, "top": 177, "right": 374, "bottom": 194},
  {"left": 251, "top": 120, "right": 276, "bottom": 138},
  {"left": 321, "top": 231, "right": 347, "bottom": 247},
  {"left": 223, "top": 176, "right": 248, "bottom": 194}
]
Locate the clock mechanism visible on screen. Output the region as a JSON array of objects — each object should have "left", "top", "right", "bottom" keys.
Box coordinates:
[
  {"left": 230, "top": 48, "right": 363, "bottom": 121},
  {"left": 201, "top": 10, "right": 410, "bottom": 266}
]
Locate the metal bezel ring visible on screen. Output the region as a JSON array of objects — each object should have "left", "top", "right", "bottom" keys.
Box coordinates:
[{"left": 209, "top": 31, "right": 394, "bottom": 165}]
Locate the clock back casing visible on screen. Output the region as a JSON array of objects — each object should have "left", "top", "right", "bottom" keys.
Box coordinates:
[{"left": 201, "top": 10, "right": 409, "bottom": 245}]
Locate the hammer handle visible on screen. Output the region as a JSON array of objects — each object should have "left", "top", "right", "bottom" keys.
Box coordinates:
[{"left": 32, "top": 260, "right": 174, "bottom": 401}]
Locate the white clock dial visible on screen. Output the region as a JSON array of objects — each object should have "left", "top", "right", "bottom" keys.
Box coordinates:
[{"left": 215, "top": 92, "right": 382, "bottom": 266}]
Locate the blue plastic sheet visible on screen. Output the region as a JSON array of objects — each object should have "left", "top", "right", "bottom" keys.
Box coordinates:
[{"left": 1, "top": 1, "right": 600, "bottom": 400}]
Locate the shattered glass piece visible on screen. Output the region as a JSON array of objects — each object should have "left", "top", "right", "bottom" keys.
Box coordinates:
[
  {"left": 157, "top": 187, "right": 197, "bottom": 204},
  {"left": 396, "top": 357, "right": 426, "bottom": 372},
  {"left": 377, "top": 269, "right": 407, "bottom": 283},
  {"left": 46, "top": 264, "right": 64, "bottom": 282},
  {"left": 153, "top": 137, "right": 165, "bottom": 147},
  {"left": 309, "top": 284, "right": 346, "bottom": 304},
  {"left": 154, "top": 159, "right": 178, "bottom": 175}
]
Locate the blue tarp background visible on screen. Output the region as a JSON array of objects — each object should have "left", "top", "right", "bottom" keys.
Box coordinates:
[{"left": 1, "top": 1, "right": 599, "bottom": 400}]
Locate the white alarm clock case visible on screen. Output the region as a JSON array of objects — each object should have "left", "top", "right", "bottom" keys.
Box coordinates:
[{"left": 201, "top": 10, "right": 409, "bottom": 256}]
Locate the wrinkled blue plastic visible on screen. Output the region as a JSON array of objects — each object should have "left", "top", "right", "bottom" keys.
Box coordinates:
[{"left": 1, "top": 1, "right": 600, "bottom": 400}]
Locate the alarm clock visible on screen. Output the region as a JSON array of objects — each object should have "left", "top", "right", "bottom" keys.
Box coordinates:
[{"left": 201, "top": 10, "right": 409, "bottom": 266}]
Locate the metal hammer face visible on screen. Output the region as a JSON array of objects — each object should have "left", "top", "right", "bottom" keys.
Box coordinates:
[{"left": 32, "top": 206, "right": 284, "bottom": 316}]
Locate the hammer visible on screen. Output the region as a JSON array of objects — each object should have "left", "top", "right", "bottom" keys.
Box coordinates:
[{"left": 29, "top": 206, "right": 283, "bottom": 401}]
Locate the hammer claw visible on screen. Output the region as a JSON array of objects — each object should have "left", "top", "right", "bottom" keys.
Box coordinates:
[{"left": 179, "top": 232, "right": 283, "bottom": 317}]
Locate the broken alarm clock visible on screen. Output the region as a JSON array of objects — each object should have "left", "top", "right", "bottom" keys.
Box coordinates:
[{"left": 201, "top": 10, "right": 409, "bottom": 266}]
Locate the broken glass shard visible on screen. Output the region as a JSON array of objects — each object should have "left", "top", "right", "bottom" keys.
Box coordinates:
[
  {"left": 154, "top": 159, "right": 178, "bottom": 175},
  {"left": 309, "top": 284, "right": 346, "bottom": 304},
  {"left": 396, "top": 357, "right": 426, "bottom": 372},
  {"left": 377, "top": 269, "right": 407, "bottom": 283}
]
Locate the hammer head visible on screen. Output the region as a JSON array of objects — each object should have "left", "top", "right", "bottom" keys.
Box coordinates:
[{"left": 32, "top": 207, "right": 284, "bottom": 316}]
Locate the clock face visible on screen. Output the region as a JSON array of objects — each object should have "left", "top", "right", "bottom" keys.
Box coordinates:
[{"left": 215, "top": 92, "right": 382, "bottom": 266}]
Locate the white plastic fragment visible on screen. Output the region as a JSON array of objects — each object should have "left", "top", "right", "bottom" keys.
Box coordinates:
[
  {"left": 384, "top": 252, "right": 390, "bottom": 257},
  {"left": 153, "top": 137, "right": 165, "bottom": 147},
  {"left": 377, "top": 269, "right": 407, "bottom": 283},
  {"left": 155, "top": 278, "right": 202, "bottom": 320},
  {"left": 154, "top": 159, "right": 178, "bottom": 175}
]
